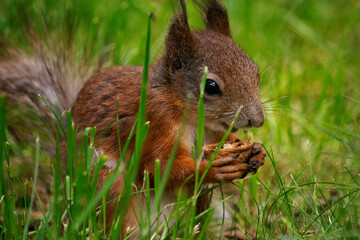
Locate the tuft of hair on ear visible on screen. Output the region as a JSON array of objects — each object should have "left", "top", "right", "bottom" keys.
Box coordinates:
[
  {"left": 170, "top": 0, "right": 190, "bottom": 29},
  {"left": 193, "top": 0, "right": 231, "bottom": 36},
  {"left": 165, "top": 0, "right": 197, "bottom": 72}
]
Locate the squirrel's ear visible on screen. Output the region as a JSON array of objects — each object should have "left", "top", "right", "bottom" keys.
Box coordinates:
[
  {"left": 195, "top": 0, "right": 231, "bottom": 36},
  {"left": 165, "top": 1, "right": 197, "bottom": 72}
]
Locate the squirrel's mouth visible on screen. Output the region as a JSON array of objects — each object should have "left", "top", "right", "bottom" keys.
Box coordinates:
[{"left": 221, "top": 122, "right": 238, "bottom": 133}]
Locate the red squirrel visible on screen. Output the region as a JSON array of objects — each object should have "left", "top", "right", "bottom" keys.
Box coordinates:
[
  {"left": 71, "top": 0, "right": 266, "bottom": 237},
  {"left": 0, "top": 0, "right": 266, "bottom": 238}
]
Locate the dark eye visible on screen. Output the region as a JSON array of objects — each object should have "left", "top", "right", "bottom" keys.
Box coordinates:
[{"left": 205, "top": 79, "right": 222, "bottom": 95}]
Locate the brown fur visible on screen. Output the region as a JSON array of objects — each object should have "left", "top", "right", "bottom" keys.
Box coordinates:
[{"left": 71, "top": 0, "right": 266, "bottom": 238}]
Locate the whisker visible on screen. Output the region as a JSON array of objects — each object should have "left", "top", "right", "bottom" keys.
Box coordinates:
[
  {"left": 265, "top": 113, "right": 286, "bottom": 119},
  {"left": 263, "top": 105, "right": 282, "bottom": 109},
  {"left": 259, "top": 64, "right": 271, "bottom": 78},
  {"left": 266, "top": 110, "right": 286, "bottom": 116},
  {"left": 260, "top": 93, "right": 266, "bottom": 102},
  {"left": 264, "top": 108, "right": 281, "bottom": 112},
  {"left": 266, "top": 109, "right": 282, "bottom": 113},
  {"left": 263, "top": 102, "right": 282, "bottom": 107},
  {"left": 262, "top": 96, "right": 287, "bottom": 104}
]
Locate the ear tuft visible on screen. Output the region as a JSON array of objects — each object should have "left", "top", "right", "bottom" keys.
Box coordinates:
[
  {"left": 194, "top": 0, "right": 231, "bottom": 36},
  {"left": 165, "top": 14, "right": 197, "bottom": 72}
]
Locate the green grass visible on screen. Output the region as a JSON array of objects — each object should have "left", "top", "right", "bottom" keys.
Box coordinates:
[{"left": 1, "top": 0, "right": 360, "bottom": 239}]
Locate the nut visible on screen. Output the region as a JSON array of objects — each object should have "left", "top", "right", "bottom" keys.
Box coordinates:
[{"left": 202, "top": 138, "right": 253, "bottom": 162}]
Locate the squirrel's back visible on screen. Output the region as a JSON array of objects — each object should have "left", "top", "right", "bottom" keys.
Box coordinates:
[
  {"left": 72, "top": 66, "right": 142, "bottom": 161},
  {"left": 71, "top": 63, "right": 186, "bottom": 176}
]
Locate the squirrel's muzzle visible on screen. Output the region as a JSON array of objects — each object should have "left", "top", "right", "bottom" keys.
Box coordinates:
[
  {"left": 247, "top": 102, "right": 265, "bottom": 128},
  {"left": 236, "top": 100, "right": 265, "bottom": 129}
]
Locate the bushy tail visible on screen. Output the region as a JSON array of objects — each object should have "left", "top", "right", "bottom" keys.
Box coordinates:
[
  {"left": 0, "top": 47, "right": 89, "bottom": 117},
  {"left": 0, "top": 42, "right": 96, "bottom": 158}
]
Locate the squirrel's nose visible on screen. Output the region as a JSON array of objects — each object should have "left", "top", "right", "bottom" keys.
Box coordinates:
[
  {"left": 247, "top": 105, "right": 265, "bottom": 128},
  {"left": 249, "top": 118, "right": 264, "bottom": 128}
]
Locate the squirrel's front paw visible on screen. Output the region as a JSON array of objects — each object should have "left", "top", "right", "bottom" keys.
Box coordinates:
[
  {"left": 202, "top": 139, "right": 266, "bottom": 182},
  {"left": 206, "top": 142, "right": 266, "bottom": 182},
  {"left": 246, "top": 142, "right": 266, "bottom": 175},
  {"left": 206, "top": 156, "right": 250, "bottom": 182}
]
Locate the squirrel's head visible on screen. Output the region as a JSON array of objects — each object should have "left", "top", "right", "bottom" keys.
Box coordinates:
[{"left": 163, "top": 0, "right": 265, "bottom": 132}]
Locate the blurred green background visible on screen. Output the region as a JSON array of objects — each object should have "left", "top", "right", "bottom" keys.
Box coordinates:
[{"left": 0, "top": 0, "right": 359, "bottom": 238}]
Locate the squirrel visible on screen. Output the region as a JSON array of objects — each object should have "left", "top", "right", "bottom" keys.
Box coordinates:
[
  {"left": 72, "top": 0, "right": 266, "bottom": 237},
  {"left": 0, "top": 0, "right": 266, "bottom": 238}
]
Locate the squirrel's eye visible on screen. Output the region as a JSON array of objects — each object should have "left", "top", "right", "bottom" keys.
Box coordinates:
[{"left": 205, "top": 79, "right": 222, "bottom": 95}]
